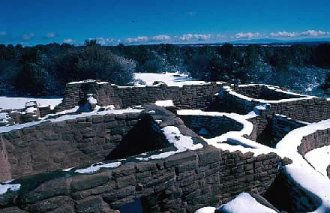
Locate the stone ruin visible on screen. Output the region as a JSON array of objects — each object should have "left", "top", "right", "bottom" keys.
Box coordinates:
[{"left": 0, "top": 80, "right": 330, "bottom": 212}]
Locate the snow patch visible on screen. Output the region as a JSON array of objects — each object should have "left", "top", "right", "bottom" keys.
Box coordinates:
[
  {"left": 0, "top": 108, "right": 142, "bottom": 133},
  {"left": 0, "top": 112, "right": 9, "bottom": 125},
  {"left": 0, "top": 182, "right": 21, "bottom": 195},
  {"left": 305, "top": 146, "right": 330, "bottom": 177},
  {"left": 217, "top": 192, "right": 276, "bottom": 213},
  {"left": 177, "top": 109, "right": 274, "bottom": 156},
  {"left": 194, "top": 207, "right": 216, "bottom": 213},
  {"left": 87, "top": 94, "right": 97, "bottom": 105},
  {"left": 222, "top": 85, "right": 314, "bottom": 104},
  {"left": 136, "top": 126, "right": 203, "bottom": 161},
  {"left": 25, "top": 107, "right": 37, "bottom": 114},
  {"left": 68, "top": 79, "right": 108, "bottom": 85},
  {"left": 276, "top": 119, "right": 330, "bottom": 211},
  {"left": 134, "top": 72, "right": 224, "bottom": 87},
  {"left": 155, "top": 100, "right": 174, "bottom": 107},
  {"left": 0, "top": 96, "right": 62, "bottom": 110},
  {"left": 75, "top": 162, "right": 122, "bottom": 174}
]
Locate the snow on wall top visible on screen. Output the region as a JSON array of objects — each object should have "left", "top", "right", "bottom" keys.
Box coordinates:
[
  {"left": 0, "top": 107, "right": 142, "bottom": 134},
  {"left": 70, "top": 125, "right": 204, "bottom": 174},
  {"left": 217, "top": 192, "right": 277, "bottom": 213},
  {"left": 68, "top": 79, "right": 108, "bottom": 85},
  {"left": 0, "top": 96, "right": 62, "bottom": 110},
  {"left": 305, "top": 146, "right": 330, "bottom": 177},
  {"left": 177, "top": 108, "right": 274, "bottom": 156},
  {"left": 276, "top": 119, "right": 330, "bottom": 211},
  {"left": 223, "top": 84, "right": 316, "bottom": 104},
  {"left": 0, "top": 180, "right": 20, "bottom": 195}
]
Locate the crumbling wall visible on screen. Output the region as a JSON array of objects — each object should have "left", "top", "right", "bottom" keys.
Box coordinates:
[
  {"left": 234, "top": 85, "right": 301, "bottom": 100},
  {"left": 179, "top": 115, "right": 243, "bottom": 138},
  {"left": 298, "top": 128, "right": 330, "bottom": 156},
  {"left": 0, "top": 146, "right": 283, "bottom": 213},
  {"left": 55, "top": 81, "right": 223, "bottom": 111},
  {"left": 218, "top": 87, "right": 330, "bottom": 123},
  {"left": 0, "top": 137, "right": 11, "bottom": 181},
  {"left": 0, "top": 113, "right": 140, "bottom": 181}
]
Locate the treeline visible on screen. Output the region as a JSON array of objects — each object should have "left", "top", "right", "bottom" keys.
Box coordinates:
[
  {"left": 0, "top": 41, "right": 330, "bottom": 96},
  {"left": 0, "top": 40, "right": 136, "bottom": 96}
]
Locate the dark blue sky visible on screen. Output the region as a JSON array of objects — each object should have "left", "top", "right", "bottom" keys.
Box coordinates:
[{"left": 1, "top": 0, "right": 330, "bottom": 45}]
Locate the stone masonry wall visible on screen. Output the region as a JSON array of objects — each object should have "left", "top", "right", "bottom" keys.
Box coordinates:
[
  {"left": 0, "top": 112, "right": 140, "bottom": 181},
  {"left": 298, "top": 128, "right": 330, "bottom": 156},
  {"left": 234, "top": 85, "right": 301, "bottom": 100},
  {"left": 55, "top": 81, "right": 223, "bottom": 111},
  {"left": 179, "top": 115, "right": 243, "bottom": 139},
  {"left": 271, "top": 115, "right": 307, "bottom": 144},
  {"left": 218, "top": 87, "right": 330, "bottom": 123},
  {"left": 0, "top": 146, "right": 283, "bottom": 213},
  {"left": 0, "top": 138, "right": 11, "bottom": 181},
  {"left": 247, "top": 113, "right": 306, "bottom": 148}
]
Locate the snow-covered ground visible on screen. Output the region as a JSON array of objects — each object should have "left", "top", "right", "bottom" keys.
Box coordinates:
[
  {"left": 305, "top": 145, "right": 330, "bottom": 177},
  {"left": 134, "top": 72, "right": 216, "bottom": 87},
  {"left": 193, "top": 111, "right": 330, "bottom": 212},
  {"left": 276, "top": 119, "right": 330, "bottom": 212},
  {"left": 177, "top": 107, "right": 274, "bottom": 156},
  {"left": 217, "top": 193, "right": 276, "bottom": 213},
  {"left": 0, "top": 96, "right": 62, "bottom": 110},
  {"left": 0, "top": 180, "right": 20, "bottom": 195}
]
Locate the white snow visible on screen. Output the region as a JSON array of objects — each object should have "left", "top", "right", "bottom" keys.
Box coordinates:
[
  {"left": 176, "top": 109, "right": 274, "bottom": 155},
  {"left": 25, "top": 107, "right": 37, "bottom": 114},
  {"left": 0, "top": 112, "right": 9, "bottom": 125},
  {"left": 68, "top": 79, "right": 108, "bottom": 85},
  {"left": 222, "top": 85, "right": 315, "bottom": 104},
  {"left": 136, "top": 126, "right": 203, "bottom": 161},
  {"left": 62, "top": 167, "right": 74, "bottom": 172},
  {"left": 43, "top": 106, "right": 80, "bottom": 118},
  {"left": 194, "top": 207, "right": 216, "bottom": 213},
  {"left": 0, "top": 96, "right": 62, "bottom": 110},
  {"left": 0, "top": 108, "right": 142, "bottom": 133},
  {"left": 305, "top": 146, "right": 330, "bottom": 177},
  {"left": 134, "top": 72, "right": 223, "bottom": 87},
  {"left": 276, "top": 119, "right": 330, "bottom": 212},
  {"left": 217, "top": 192, "right": 276, "bottom": 213},
  {"left": 155, "top": 100, "right": 174, "bottom": 107},
  {"left": 75, "top": 161, "right": 121, "bottom": 174},
  {"left": 276, "top": 119, "right": 330, "bottom": 153},
  {"left": 163, "top": 126, "right": 203, "bottom": 151},
  {"left": 0, "top": 182, "right": 21, "bottom": 195},
  {"left": 87, "top": 94, "right": 97, "bottom": 105}
]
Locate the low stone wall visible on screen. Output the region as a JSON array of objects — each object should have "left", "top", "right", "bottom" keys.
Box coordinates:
[
  {"left": 55, "top": 81, "right": 223, "bottom": 111},
  {"left": 218, "top": 86, "right": 330, "bottom": 123},
  {"left": 271, "top": 115, "right": 307, "bottom": 145},
  {"left": 0, "top": 112, "right": 140, "bottom": 181},
  {"left": 234, "top": 85, "right": 301, "bottom": 100},
  {"left": 298, "top": 128, "right": 330, "bottom": 156},
  {"left": 247, "top": 114, "right": 269, "bottom": 143},
  {"left": 0, "top": 146, "right": 283, "bottom": 213},
  {"left": 247, "top": 114, "right": 306, "bottom": 148},
  {"left": 0, "top": 140, "right": 11, "bottom": 181},
  {"left": 179, "top": 115, "right": 243, "bottom": 138}
]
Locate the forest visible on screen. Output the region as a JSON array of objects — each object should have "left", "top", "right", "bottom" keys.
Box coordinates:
[{"left": 0, "top": 40, "right": 329, "bottom": 97}]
